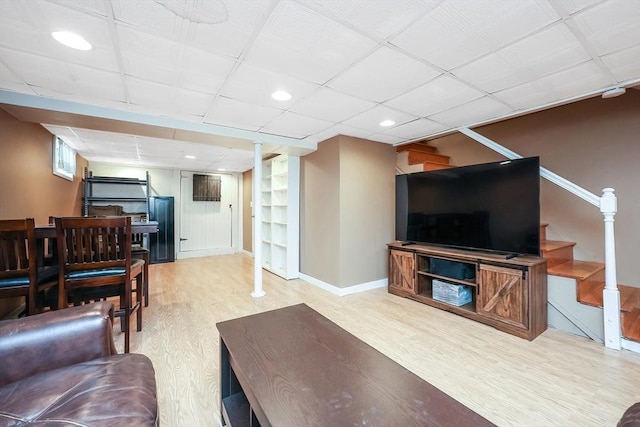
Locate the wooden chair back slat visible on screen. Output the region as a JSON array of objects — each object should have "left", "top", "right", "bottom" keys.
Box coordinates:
[{"left": 0, "top": 219, "right": 38, "bottom": 314}]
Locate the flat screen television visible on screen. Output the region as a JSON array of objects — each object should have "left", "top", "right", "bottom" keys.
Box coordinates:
[{"left": 396, "top": 157, "right": 540, "bottom": 256}]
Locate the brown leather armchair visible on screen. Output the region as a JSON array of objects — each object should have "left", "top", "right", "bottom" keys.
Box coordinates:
[{"left": 0, "top": 302, "right": 158, "bottom": 426}]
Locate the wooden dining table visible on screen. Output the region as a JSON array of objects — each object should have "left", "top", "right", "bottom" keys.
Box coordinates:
[{"left": 34, "top": 220, "right": 159, "bottom": 239}]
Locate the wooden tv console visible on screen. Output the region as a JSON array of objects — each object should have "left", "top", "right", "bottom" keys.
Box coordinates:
[{"left": 388, "top": 242, "right": 548, "bottom": 340}]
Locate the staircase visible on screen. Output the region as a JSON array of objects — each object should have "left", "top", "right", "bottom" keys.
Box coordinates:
[
  {"left": 541, "top": 223, "right": 640, "bottom": 343},
  {"left": 396, "top": 141, "right": 639, "bottom": 347},
  {"left": 396, "top": 141, "right": 454, "bottom": 171}
]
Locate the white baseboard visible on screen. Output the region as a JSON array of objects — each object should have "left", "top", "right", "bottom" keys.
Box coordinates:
[
  {"left": 298, "top": 273, "right": 387, "bottom": 297},
  {"left": 177, "top": 248, "right": 236, "bottom": 260},
  {"left": 241, "top": 249, "right": 253, "bottom": 257},
  {"left": 621, "top": 338, "right": 640, "bottom": 354}
]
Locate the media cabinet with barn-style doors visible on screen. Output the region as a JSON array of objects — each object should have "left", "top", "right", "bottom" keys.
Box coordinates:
[{"left": 388, "top": 242, "right": 548, "bottom": 340}]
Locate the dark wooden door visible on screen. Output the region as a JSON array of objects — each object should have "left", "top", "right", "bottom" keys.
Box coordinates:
[{"left": 149, "top": 196, "right": 175, "bottom": 264}]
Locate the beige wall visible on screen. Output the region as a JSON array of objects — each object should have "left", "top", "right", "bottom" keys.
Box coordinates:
[
  {"left": 88, "top": 162, "right": 176, "bottom": 197},
  {"left": 0, "top": 109, "right": 88, "bottom": 223},
  {"left": 428, "top": 91, "right": 640, "bottom": 286},
  {"left": 242, "top": 169, "right": 252, "bottom": 252},
  {"left": 0, "top": 108, "right": 88, "bottom": 316},
  {"left": 301, "top": 135, "right": 396, "bottom": 288},
  {"left": 301, "top": 137, "right": 342, "bottom": 285}
]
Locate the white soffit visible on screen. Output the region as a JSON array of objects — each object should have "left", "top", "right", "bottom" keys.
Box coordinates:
[{"left": 327, "top": 46, "right": 442, "bottom": 102}]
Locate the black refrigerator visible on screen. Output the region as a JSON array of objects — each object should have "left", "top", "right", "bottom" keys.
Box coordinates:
[{"left": 149, "top": 196, "right": 175, "bottom": 264}]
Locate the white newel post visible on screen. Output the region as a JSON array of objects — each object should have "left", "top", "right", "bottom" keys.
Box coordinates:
[
  {"left": 600, "top": 188, "right": 620, "bottom": 350},
  {"left": 252, "top": 141, "right": 265, "bottom": 298}
]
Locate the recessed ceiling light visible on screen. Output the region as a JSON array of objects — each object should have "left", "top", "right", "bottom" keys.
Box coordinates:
[
  {"left": 52, "top": 31, "right": 92, "bottom": 51},
  {"left": 185, "top": 155, "right": 196, "bottom": 159},
  {"left": 217, "top": 168, "right": 226, "bottom": 171},
  {"left": 380, "top": 120, "right": 395, "bottom": 127},
  {"left": 271, "top": 90, "right": 292, "bottom": 101}
]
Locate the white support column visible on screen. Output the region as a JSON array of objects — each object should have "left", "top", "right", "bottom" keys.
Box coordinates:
[
  {"left": 600, "top": 188, "right": 620, "bottom": 350},
  {"left": 251, "top": 141, "right": 265, "bottom": 298}
]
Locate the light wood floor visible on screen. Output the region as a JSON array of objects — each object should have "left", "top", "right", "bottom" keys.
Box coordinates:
[{"left": 116, "top": 254, "right": 639, "bottom": 427}]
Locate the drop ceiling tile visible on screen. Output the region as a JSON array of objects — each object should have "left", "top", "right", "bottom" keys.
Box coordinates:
[
  {"left": 204, "top": 96, "right": 283, "bottom": 131},
  {"left": 601, "top": 45, "right": 640, "bottom": 82},
  {"left": 453, "top": 23, "right": 590, "bottom": 93},
  {"left": 553, "top": 0, "right": 603, "bottom": 15},
  {"left": 117, "top": 25, "right": 180, "bottom": 85},
  {"left": 46, "top": 0, "right": 108, "bottom": 16},
  {"left": 288, "top": 87, "right": 375, "bottom": 122},
  {"left": 391, "top": 8, "right": 489, "bottom": 71},
  {"left": 306, "top": 0, "right": 439, "bottom": 40},
  {"left": 261, "top": 111, "right": 333, "bottom": 139},
  {"left": 245, "top": 1, "right": 376, "bottom": 84},
  {"left": 570, "top": 0, "right": 640, "bottom": 56},
  {"left": 0, "top": 48, "right": 125, "bottom": 102},
  {"left": 111, "top": 0, "right": 184, "bottom": 41},
  {"left": 342, "top": 105, "right": 417, "bottom": 131},
  {"left": 0, "top": 60, "right": 34, "bottom": 94},
  {"left": 185, "top": 0, "right": 274, "bottom": 59},
  {"left": 302, "top": 123, "right": 374, "bottom": 144},
  {"left": 493, "top": 61, "right": 612, "bottom": 110},
  {"left": 0, "top": 6, "right": 118, "bottom": 72},
  {"left": 126, "top": 77, "right": 214, "bottom": 117},
  {"left": 392, "top": 1, "right": 559, "bottom": 71},
  {"left": 386, "top": 74, "right": 485, "bottom": 117},
  {"left": 380, "top": 118, "right": 448, "bottom": 140},
  {"left": 428, "top": 96, "right": 512, "bottom": 127},
  {"left": 327, "top": 46, "right": 442, "bottom": 102},
  {"left": 365, "top": 133, "right": 406, "bottom": 144},
  {"left": 178, "top": 47, "right": 236, "bottom": 94},
  {"left": 220, "top": 62, "right": 319, "bottom": 109}
]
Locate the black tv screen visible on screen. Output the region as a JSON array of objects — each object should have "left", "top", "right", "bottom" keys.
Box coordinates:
[{"left": 396, "top": 157, "right": 540, "bottom": 256}]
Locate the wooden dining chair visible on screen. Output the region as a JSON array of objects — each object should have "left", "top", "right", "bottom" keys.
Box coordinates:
[
  {"left": 55, "top": 216, "right": 144, "bottom": 352},
  {"left": 0, "top": 218, "right": 57, "bottom": 316},
  {"left": 131, "top": 232, "right": 150, "bottom": 307}
]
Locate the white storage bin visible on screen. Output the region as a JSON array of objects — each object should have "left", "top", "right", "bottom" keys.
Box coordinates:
[{"left": 432, "top": 279, "right": 473, "bottom": 306}]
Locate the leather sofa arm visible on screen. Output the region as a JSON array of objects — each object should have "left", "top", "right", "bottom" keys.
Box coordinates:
[{"left": 0, "top": 302, "right": 117, "bottom": 386}]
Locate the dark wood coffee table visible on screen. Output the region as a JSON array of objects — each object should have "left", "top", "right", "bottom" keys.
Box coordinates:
[{"left": 216, "top": 303, "right": 494, "bottom": 427}]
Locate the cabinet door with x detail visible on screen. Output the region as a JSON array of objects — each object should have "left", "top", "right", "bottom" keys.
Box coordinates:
[
  {"left": 477, "top": 264, "right": 528, "bottom": 329},
  {"left": 388, "top": 249, "right": 416, "bottom": 295}
]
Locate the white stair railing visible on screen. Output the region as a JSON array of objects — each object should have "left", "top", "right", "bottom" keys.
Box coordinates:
[{"left": 459, "top": 127, "right": 621, "bottom": 350}]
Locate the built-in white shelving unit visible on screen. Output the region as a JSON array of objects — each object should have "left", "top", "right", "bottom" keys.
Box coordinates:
[{"left": 261, "top": 155, "right": 300, "bottom": 280}]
